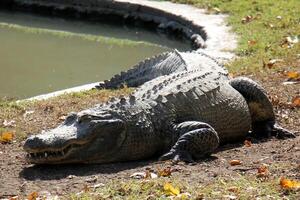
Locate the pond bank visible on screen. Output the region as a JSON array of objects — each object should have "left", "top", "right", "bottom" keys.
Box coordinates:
[{"left": 0, "top": 0, "right": 236, "bottom": 100}]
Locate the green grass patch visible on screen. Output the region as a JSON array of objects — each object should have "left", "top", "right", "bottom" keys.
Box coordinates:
[
  {"left": 69, "top": 174, "right": 300, "bottom": 200},
  {"left": 172, "top": 0, "right": 300, "bottom": 73},
  {"left": 0, "top": 88, "right": 133, "bottom": 141}
]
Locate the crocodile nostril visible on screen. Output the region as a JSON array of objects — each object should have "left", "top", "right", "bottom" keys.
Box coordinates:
[{"left": 24, "top": 135, "right": 44, "bottom": 150}]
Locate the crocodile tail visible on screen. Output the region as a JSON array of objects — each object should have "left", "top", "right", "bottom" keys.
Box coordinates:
[{"left": 229, "top": 77, "right": 275, "bottom": 123}]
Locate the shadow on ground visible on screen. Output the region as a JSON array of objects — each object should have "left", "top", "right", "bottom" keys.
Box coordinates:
[{"left": 19, "top": 160, "right": 153, "bottom": 181}]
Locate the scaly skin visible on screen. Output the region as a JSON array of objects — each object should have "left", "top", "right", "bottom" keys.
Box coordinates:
[
  {"left": 96, "top": 50, "right": 227, "bottom": 89},
  {"left": 23, "top": 65, "right": 295, "bottom": 164}
]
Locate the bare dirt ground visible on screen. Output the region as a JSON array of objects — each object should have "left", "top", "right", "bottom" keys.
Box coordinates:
[{"left": 0, "top": 72, "right": 299, "bottom": 199}]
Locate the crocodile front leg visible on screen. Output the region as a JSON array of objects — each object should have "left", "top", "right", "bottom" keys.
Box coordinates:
[{"left": 159, "top": 121, "right": 219, "bottom": 162}]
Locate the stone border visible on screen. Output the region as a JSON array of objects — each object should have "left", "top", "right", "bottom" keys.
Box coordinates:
[{"left": 0, "top": 0, "right": 237, "bottom": 100}]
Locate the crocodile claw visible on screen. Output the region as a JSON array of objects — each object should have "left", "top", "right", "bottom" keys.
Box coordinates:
[
  {"left": 272, "top": 124, "right": 296, "bottom": 139},
  {"left": 159, "top": 150, "right": 194, "bottom": 163}
]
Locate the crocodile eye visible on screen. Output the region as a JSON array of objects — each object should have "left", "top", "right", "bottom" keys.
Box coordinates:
[
  {"left": 64, "top": 112, "right": 77, "bottom": 124},
  {"left": 78, "top": 115, "right": 91, "bottom": 124}
]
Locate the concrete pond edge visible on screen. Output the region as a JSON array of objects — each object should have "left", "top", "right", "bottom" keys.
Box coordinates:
[{"left": 0, "top": 0, "right": 237, "bottom": 101}]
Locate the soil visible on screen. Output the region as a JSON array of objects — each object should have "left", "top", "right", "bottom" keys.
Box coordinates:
[{"left": 0, "top": 72, "right": 299, "bottom": 198}]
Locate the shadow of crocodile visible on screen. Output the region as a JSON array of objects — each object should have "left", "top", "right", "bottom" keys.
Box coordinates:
[{"left": 19, "top": 159, "right": 153, "bottom": 181}]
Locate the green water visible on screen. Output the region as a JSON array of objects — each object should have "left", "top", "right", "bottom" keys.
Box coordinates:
[{"left": 0, "top": 11, "right": 190, "bottom": 99}]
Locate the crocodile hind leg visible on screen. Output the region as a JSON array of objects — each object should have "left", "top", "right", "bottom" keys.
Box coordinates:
[
  {"left": 159, "top": 121, "right": 219, "bottom": 162},
  {"left": 229, "top": 77, "right": 295, "bottom": 139}
]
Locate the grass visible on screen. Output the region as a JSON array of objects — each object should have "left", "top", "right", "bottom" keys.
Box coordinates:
[
  {"left": 173, "top": 0, "right": 300, "bottom": 73},
  {"left": 0, "top": 88, "right": 133, "bottom": 140},
  {"left": 69, "top": 172, "right": 300, "bottom": 200}
]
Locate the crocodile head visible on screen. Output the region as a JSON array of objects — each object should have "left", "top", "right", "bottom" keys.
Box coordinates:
[{"left": 23, "top": 109, "right": 126, "bottom": 164}]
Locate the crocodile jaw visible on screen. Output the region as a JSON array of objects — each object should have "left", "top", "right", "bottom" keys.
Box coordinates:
[{"left": 23, "top": 116, "right": 126, "bottom": 164}]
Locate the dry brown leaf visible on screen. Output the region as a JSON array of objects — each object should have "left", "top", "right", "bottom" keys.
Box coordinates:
[
  {"left": 27, "top": 192, "right": 38, "bottom": 200},
  {"left": 280, "top": 177, "right": 300, "bottom": 190},
  {"left": 228, "top": 186, "right": 239, "bottom": 193},
  {"left": 263, "top": 59, "right": 284, "bottom": 69},
  {"left": 292, "top": 96, "right": 300, "bottom": 107},
  {"left": 244, "top": 140, "right": 252, "bottom": 147},
  {"left": 241, "top": 15, "right": 253, "bottom": 24},
  {"left": 157, "top": 167, "right": 172, "bottom": 177},
  {"left": 247, "top": 40, "right": 257, "bottom": 46},
  {"left": 257, "top": 164, "right": 269, "bottom": 178},
  {"left": 229, "top": 160, "right": 242, "bottom": 166},
  {"left": 0, "top": 132, "right": 14, "bottom": 143},
  {"left": 163, "top": 182, "right": 180, "bottom": 196}
]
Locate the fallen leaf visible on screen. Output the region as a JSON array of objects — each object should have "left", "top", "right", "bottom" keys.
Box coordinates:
[
  {"left": 229, "top": 160, "right": 242, "bottom": 166},
  {"left": 291, "top": 96, "right": 300, "bottom": 107},
  {"left": 280, "top": 177, "right": 300, "bottom": 190},
  {"left": 228, "top": 186, "right": 239, "bottom": 193},
  {"left": 244, "top": 140, "right": 252, "bottom": 147},
  {"left": 241, "top": 15, "right": 253, "bottom": 24},
  {"left": 257, "top": 164, "right": 269, "bottom": 178},
  {"left": 176, "top": 192, "right": 191, "bottom": 199},
  {"left": 0, "top": 132, "right": 14, "bottom": 143},
  {"left": 157, "top": 167, "right": 172, "bottom": 177},
  {"left": 212, "top": 7, "right": 221, "bottom": 14},
  {"left": 27, "top": 192, "right": 38, "bottom": 200},
  {"left": 247, "top": 40, "right": 257, "bottom": 46},
  {"left": 286, "top": 71, "right": 300, "bottom": 80},
  {"left": 163, "top": 182, "right": 180, "bottom": 196},
  {"left": 263, "top": 59, "right": 283, "bottom": 69}
]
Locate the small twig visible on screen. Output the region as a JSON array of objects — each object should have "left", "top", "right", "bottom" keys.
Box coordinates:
[{"left": 233, "top": 167, "right": 256, "bottom": 172}]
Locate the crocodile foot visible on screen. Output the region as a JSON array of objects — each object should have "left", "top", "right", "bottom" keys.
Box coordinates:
[
  {"left": 271, "top": 123, "right": 296, "bottom": 139},
  {"left": 159, "top": 150, "right": 194, "bottom": 163},
  {"left": 252, "top": 121, "right": 296, "bottom": 139}
]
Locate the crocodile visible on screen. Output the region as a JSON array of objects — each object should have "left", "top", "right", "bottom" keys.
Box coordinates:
[
  {"left": 96, "top": 50, "right": 228, "bottom": 89},
  {"left": 23, "top": 51, "right": 295, "bottom": 164}
]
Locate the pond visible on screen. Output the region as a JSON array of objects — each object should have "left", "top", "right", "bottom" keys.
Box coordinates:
[{"left": 0, "top": 11, "right": 190, "bottom": 99}]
